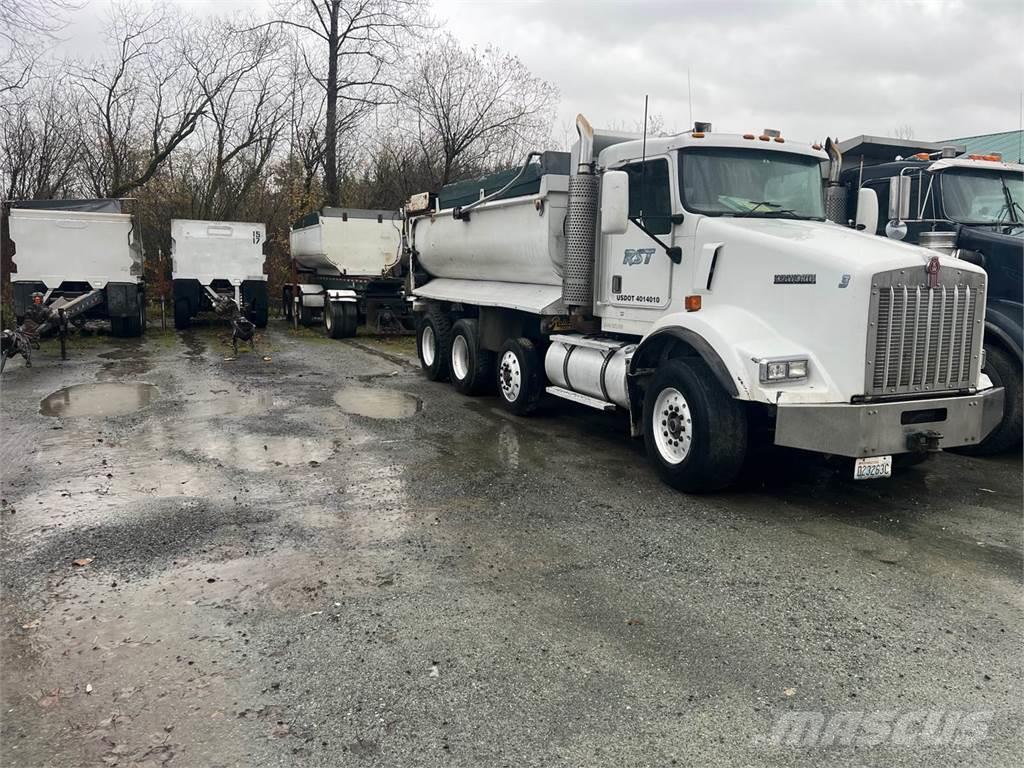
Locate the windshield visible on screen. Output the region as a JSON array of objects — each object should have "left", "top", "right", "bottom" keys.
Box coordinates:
[
  {"left": 941, "top": 170, "right": 1024, "bottom": 224},
  {"left": 679, "top": 148, "right": 825, "bottom": 219}
]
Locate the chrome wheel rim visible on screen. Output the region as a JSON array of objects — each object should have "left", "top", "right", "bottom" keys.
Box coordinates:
[
  {"left": 653, "top": 386, "right": 692, "bottom": 464},
  {"left": 499, "top": 350, "right": 522, "bottom": 402},
  {"left": 421, "top": 325, "right": 436, "bottom": 367},
  {"left": 325, "top": 306, "right": 333, "bottom": 330},
  {"left": 452, "top": 334, "right": 470, "bottom": 381}
]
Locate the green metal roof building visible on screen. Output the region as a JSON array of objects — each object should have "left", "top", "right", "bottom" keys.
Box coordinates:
[{"left": 943, "top": 130, "right": 1023, "bottom": 163}]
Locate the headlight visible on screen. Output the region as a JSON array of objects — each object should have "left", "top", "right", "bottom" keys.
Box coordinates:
[{"left": 758, "top": 357, "right": 809, "bottom": 384}]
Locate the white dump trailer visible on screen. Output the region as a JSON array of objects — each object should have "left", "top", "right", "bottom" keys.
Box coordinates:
[
  {"left": 6, "top": 199, "right": 145, "bottom": 337},
  {"left": 284, "top": 208, "right": 407, "bottom": 338},
  {"left": 405, "top": 117, "right": 1003, "bottom": 493},
  {"left": 170, "top": 219, "right": 268, "bottom": 329}
]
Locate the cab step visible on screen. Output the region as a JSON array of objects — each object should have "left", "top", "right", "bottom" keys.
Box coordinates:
[{"left": 545, "top": 386, "right": 617, "bottom": 412}]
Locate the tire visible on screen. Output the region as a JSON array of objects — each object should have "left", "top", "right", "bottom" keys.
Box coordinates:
[
  {"left": 957, "top": 344, "right": 1022, "bottom": 455},
  {"left": 417, "top": 306, "right": 453, "bottom": 381},
  {"left": 299, "top": 304, "right": 313, "bottom": 327},
  {"left": 450, "top": 319, "right": 495, "bottom": 396},
  {"left": 496, "top": 337, "right": 544, "bottom": 415},
  {"left": 642, "top": 358, "right": 748, "bottom": 493},
  {"left": 249, "top": 302, "right": 268, "bottom": 329},
  {"left": 174, "top": 298, "right": 191, "bottom": 330},
  {"left": 122, "top": 297, "right": 145, "bottom": 337},
  {"left": 110, "top": 317, "right": 127, "bottom": 336},
  {"left": 325, "top": 301, "right": 357, "bottom": 339},
  {"left": 342, "top": 301, "right": 358, "bottom": 337}
]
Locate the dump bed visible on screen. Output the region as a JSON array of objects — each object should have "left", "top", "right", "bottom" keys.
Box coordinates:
[
  {"left": 290, "top": 208, "right": 400, "bottom": 277},
  {"left": 9, "top": 206, "right": 141, "bottom": 289},
  {"left": 171, "top": 219, "right": 267, "bottom": 284}
]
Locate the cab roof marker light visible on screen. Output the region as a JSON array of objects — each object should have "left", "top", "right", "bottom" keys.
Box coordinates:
[
  {"left": 774, "top": 137, "right": 785, "bottom": 143},
  {"left": 744, "top": 134, "right": 756, "bottom": 140}
]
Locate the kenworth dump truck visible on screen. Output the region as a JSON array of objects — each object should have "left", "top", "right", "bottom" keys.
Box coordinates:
[
  {"left": 6, "top": 199, "right": 145, "bottom": 337},
  {"left": 171, "top": 218, "right": 268, "bottom": 329},
  {"left": 824, "top": 135, "right": 1022, "bottom": 454},
  {"left": 403, "top": 116, "right": 1003, "bottom": 493},
  {"left": 284, "top": 207, "right": 407, "bottom": 338}
]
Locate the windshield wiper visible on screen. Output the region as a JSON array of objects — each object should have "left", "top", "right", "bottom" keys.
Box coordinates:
[{"left": 733, "top": 200, "right": 801, "bottom": 218}]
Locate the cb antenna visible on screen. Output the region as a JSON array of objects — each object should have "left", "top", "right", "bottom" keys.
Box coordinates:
[{"left": 640, "top": 94, "right": 649, "bottom": 223}]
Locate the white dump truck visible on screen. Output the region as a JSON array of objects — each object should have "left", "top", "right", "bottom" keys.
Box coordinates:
[
  {"left": 6, "top": 199, "right": 145, "bottom": 336},
  {"left": 284, "top": 207, "right": 407, "bottom": 338},
  {"left": 170, "top": 219, "right": 268, "bottom": 329},
  {"left": 403, "top": 116, "right": 1003, "bottom": 492}
]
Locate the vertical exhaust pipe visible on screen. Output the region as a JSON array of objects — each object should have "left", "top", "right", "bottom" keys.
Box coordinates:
[
  {"left": 563, "top": 114, "right": 599, "bottom": 312},
  {"left": 823, "top": 137, "right": 848, "bottom": 224}
]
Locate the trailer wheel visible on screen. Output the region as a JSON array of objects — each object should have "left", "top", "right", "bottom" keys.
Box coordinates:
[
  {"left": 282, "top": 287, "right": 293, "bottom": 321},
  {"left": 325, "top": 301, "right": 357, "bottom": 339},
  {"left": 496, "top": 337, "right": 544, "bottom": 415},
  {"left": 956, "top": 344, "right": 1022, "bottom": 456},
  {"left": 174, "top": 298, "right": 191, "bottom": 330},
  {"left": 417, "top": 307, "right": 452, "bottom": 381},
  {"left": 121, "top": 300, "right": 145, "bottom": 337},
  {"left": 642, "top": 358, "right": 747, "bottom": 493},
  {"left": 450, "top": 319, "right": 495, "bottom": 396}
]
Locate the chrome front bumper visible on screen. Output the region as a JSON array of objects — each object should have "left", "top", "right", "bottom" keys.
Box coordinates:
[{"left": 774, "top": 387, "right": 1004, "bottom": 457}]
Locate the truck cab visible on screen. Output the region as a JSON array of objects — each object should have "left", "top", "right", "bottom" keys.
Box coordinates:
[
  {"left": 405, "top": 118, "right": 1003, "bottom": 493},
  {"left": 830, "top": 136, "right": 1023, "bottom": 454}
]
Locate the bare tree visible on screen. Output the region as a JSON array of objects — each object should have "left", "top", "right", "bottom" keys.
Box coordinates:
[
  {"left": 183, "top": 23, "right": 287, "bottom": 219},
  {"left": 0, "top": 0, "right": 82, "bottom": 96},
  {"left": 261, "top": 0, "right": 427, "bottom": 206},
  {"left": 402, "top": 34, "right": 558, "bottom": 186},
  {"left": 74, "top": 2, "right": 223, "bottom": 198},
  {"left": 893, "top": 124, "right": 915, "bottom": 141},
  {"left": 1, "top": 75, "right": 84, "bottom": 199}
]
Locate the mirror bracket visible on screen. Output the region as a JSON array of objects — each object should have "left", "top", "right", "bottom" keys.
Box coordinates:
[{"left": 629, "top": 217, "right": 682, "bottom": 264}]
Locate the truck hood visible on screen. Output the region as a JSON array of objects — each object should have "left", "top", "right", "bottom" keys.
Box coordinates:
[{"left": 695, "top": 216, "right": 982, "bottom": 279}]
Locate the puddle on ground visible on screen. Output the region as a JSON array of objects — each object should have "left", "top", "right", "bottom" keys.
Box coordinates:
[
  {"left": 333, "top": 387, "right": 421, "bottom": 419},
  {"left": 40, "top": 383, "right": 157, "bottom": 418}
]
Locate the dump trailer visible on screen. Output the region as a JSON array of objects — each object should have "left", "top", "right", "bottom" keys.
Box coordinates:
[
  {"left": 7, "top": 199, "right": 145, "bottom": 337},
  {"left": 171, "top": 219, "right": 268, "bottom": 329},
  {"left": 283, "top": 208, "right": 407, "bottom": 338},
  {"left": 824, "top": 135, "right": 1023, "bottom": 455},
  {"left": 404, "top": 116, "right": 1003, "bottom": 493}
]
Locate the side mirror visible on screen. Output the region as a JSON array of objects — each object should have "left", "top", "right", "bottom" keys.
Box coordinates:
[
  {"left": 855, "top": 188, "right": 879, "bottom": 234},
  {"left": 888, "top": 175, "right": 911, "bottom": 221},
  {"left": 600, "top": 170, "right": 629, "bottom": 235}
]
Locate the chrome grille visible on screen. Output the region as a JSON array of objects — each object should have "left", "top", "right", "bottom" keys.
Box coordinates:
[{"left": 866, "top": 266, "right": 985, "bottom": 396}]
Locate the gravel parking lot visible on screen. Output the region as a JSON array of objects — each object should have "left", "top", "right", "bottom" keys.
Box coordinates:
[{"left": 1, "top": 321, "right": 1021, "bottom": 767}]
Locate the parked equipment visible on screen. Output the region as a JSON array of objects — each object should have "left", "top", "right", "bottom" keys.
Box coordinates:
[
  {"left": 404, "top": 116, "right": 1003, "bottom": 493},
  {"left": 171, "top": 219, "right": 268, "bottom": 329},
  {"left": 825, "top": 135, "right": 1023, "bottom": 455},
  {"left": 283, "top": 208, "right": 409, "bottom": 338},
  {"left": 3, "top": 199, "right": 145, "bottom": 369}
]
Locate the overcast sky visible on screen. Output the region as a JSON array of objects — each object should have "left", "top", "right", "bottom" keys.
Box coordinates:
[{"left": 59, "top": 0, "right": 1024, "bottom": 143}]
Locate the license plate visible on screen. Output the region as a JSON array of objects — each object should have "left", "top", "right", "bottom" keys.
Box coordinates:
[{"left": 854, "top": 455, "right": 892, "bottom": 480}]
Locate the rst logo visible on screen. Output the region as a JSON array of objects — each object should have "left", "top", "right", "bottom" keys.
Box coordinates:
[{"left": 623, "top": 248, "right": 656, "bottom": 266}]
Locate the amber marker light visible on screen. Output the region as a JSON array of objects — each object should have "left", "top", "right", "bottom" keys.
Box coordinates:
[{"left": 684, "top": 295, "right": 702, "bottom": 312}]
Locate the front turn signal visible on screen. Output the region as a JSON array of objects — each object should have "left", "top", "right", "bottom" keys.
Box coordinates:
[{"left": 684, "top": 295, "right": 702, "bottom": 312}]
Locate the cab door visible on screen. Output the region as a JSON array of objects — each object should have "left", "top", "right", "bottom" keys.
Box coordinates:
[{"left": 602, "top": 157, "right": 674, "bottom": 311}]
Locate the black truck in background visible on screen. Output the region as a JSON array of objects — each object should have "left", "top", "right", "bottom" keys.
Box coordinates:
[{"left": 827, "top": 136, "right": 1022, "bottom": 455}]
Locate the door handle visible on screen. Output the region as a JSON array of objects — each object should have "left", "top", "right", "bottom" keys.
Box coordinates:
[{"left": 611, "top": 275, "right": 622, "bottom": 293}]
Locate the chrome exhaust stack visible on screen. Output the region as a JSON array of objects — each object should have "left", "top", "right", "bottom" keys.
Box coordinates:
[
  {"left": 824, "top": 137, "right": 848, "bottom": 224},
  {"left": 563, "top": 114, "right": 599, "bottom": 313}
]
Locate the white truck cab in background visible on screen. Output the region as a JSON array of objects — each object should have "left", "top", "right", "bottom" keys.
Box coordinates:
[{"left": 404, "top": 116, "right": 1002, "bottom": 493}]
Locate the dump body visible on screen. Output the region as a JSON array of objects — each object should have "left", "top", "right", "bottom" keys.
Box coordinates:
[
  {"left": 171, "top": 219, "right": 266, "bottom": 285},
  {"left": 10, "top": 207, "right": 141, "bottom": 288},
  {"left": 413, "top": 175, "right": 568, "bottom": 286},
  {"left": 290, "top": 209, "right": 400, "bottom": 277}
]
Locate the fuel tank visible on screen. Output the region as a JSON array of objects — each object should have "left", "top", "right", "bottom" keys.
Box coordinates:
[{"left": 412, "top": 175, "right": 569, "bottom": 286}]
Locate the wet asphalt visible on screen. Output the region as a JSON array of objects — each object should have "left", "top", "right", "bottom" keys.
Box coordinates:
[{"left": 0, "top": 320, "right": 1021, "bottom": 768}]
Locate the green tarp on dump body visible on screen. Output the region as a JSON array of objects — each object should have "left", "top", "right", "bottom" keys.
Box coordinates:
[{"left": 439, "top": 151, "right": 571, "bottom": 210}]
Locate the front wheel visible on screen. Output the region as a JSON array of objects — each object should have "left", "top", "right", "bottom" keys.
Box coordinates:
[
  {"left": 642, "top": 358, "right": 747, "bottom": 493},
  {"left": 957, "top": 344, "right": 1022, "bottom": 455}
]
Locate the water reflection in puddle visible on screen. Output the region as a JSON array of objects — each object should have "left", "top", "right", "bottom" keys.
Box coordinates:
[
  {"left": 333, "top": 387, "right": 421, "bottom": 419},
  {"left": 40, "top": 383, "right": 158, "bottom": 417}
]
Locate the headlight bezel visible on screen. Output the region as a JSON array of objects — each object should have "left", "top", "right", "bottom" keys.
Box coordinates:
[{"left": 757, "top": 356, "right": 810, "bottom": 384}]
